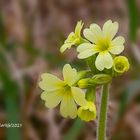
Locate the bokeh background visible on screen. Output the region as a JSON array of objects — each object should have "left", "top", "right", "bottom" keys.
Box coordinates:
[{"left": 0, "top": 0, "right": 140, "bottom": 140}]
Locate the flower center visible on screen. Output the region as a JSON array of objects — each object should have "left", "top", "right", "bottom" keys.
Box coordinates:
[
  {"left": 97, "top": 39, "right": 111, "bottom": 52},
  {"left": 82, "top": 109, "right": 96, "bottom": 118},
  {"left": 63, "top": 84, "right": 71, "bottom": 94},
  {"left": 115, "top": 63, "right": 125, "bottom": 72}
]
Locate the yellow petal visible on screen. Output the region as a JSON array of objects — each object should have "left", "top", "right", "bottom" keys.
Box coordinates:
[
  {"left": 41, "top": 90, "right": 63, "bottom": 108},
  {"left": 77, "top": 43, "right": 93, "bottom": 52},
  {"left": 95, "top": 52, "right": 113, "bottom": 71},
  {"left": 110, "top": 36, "right": 125, "bottom": 54},
  {"left": 65, "top": 32, "right": 75, "bottom": 43},
  {"left": 39, "top": 73, "right": 64, "bottom": 91},
  {"left": 83, "top": 24, "right": 102, "bottom": 44},
  {"left": 60, "top": 94, "right": 77, "bottom": 118},
  {"left": 60, "top": 43, "right": 72, "bottom": 53},
  {"left": 110, "top": 45, "right": 124, "bottom": 55},
  {"left": 103, "top": 20, "right": 118, "bottom": 40},
  {"left": 71, "top": 87, "right": 86, "bottom": 106},
  {"left": 83, "top": 29, "right": 95, "bottom": 43},
  {"left": 77, "top": 43, "right": 97, "bottom": 59},
  {"left": 75, "top": 20, "right": 84, "bottom": 37},
  {"left": 112, "top": 36, "right": 125, "bottom": 45},
  {"left": 95, "top": 53, "right": 104, "bottom": 71},
  {"left": 77, "top": 48, "right": 96, "bottom": 59},
  {"left": 77, "top": 101, "right": 96, "bottom": 122},
  {"left": 63, "top": 64, "right": 78, "bottom": 86},
  {"left": 101, "top": 52, "right": 113, "bottom": 69},
  {"left": 90, "top": 23, "right": 103, "bottom": 43}
]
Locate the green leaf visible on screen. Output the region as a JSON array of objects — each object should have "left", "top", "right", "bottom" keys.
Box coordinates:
[
  {"left": 63, "top": 119, "right": 85, "bottom": 140},
  {"left": 0, "top": 12, "right": 6, "bottom": 45},
  {"left": 0, "top": 49, "right": 21, "bottom": 140},
  {"left": 127, "top": 0, "right": 139, "bottom": 42}
]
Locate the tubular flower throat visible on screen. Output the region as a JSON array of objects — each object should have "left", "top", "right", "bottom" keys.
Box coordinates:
[
  {"left": 77, "top": 20, "right": 125, "bottom": 71},
  {"left": 39, "top": 64, "right": 86, "bottom": 118},
  {"left": 113, "top": 56, "right": 130, "bottom": 74},
  {"left": 60, "top": 21, "right": 84, "bottom": 53},
  {"left": 77, "top": 101, "right": 96, "bottom": 121}
]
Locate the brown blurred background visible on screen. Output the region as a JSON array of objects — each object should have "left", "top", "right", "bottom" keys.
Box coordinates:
[{"left": 0, "top": 0, "right": 140, "bottom": 140}]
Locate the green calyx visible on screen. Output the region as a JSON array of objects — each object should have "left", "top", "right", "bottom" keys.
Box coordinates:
[
  {"left": 78, "top": 74, "right": 112, "bottom": 89},
  {"left": 65, "top": 33, "right": 82, "bottom": 46},
  {"left": 91, "top": 74, "right": 112, "bottom": 85},
  {"left": 76, "top": 70, "right": 91, "bottom": 82},
  {"left": 86, "top": 55, "right": 100, "bottom": 74}
]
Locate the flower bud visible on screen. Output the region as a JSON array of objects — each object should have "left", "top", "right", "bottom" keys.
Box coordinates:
[
  {"left": 91, "top": 74, "right": 112, "bottom": 85},
  {"left": 77, "top": 70, "right": 91, "bottom": 80},
  {"left": 78, "top": 78, "right": 91, "bottom": 88},
  {"left": 113, "top": 56, "right": 130, "bottom": 74}
]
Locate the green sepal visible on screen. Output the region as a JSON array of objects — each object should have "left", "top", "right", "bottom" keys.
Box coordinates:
[
  {"left": 77, "top": 70, "right": 91, "bottom": 79},
  {"left": 91, "top": 74, "right": 112, "bottom": 85},
  {"left": 86, "top": 55, "right": 100, "bottom": 74},
  {"left": 78, "top": 74, "right": 112, "bottom": 88}
]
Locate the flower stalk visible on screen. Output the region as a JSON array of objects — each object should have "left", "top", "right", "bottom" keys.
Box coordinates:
[
  {"left": 97, "top": 84, "right": 110, "bottom": 140},
  {"left": 39, "top": 19, "right": 130, "bottom": 138}
]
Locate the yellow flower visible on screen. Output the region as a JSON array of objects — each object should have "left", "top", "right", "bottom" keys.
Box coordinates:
[
  {"left": 77, "top": 101, "right": 96, "bottom": 121},
  {"left": 39, "top": 64, "right": 86, "bottom": 118},
  {"left": 113, "top": 56, "right": 130, "bottom": 74},
  {"left": 60, "top": 21, "right": 84, "bottom": 53},
  {"left": 77, "top": 20, "right": 125, "bottom": 71}
]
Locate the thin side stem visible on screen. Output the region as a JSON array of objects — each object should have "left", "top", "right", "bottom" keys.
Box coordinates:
[{"left": 97, "top": 84, "right": 110, "bottom": 140}]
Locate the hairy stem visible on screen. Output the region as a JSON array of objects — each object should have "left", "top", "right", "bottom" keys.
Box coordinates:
[{"left": 97, "top": 84, "right": 110, "bottom": 140}]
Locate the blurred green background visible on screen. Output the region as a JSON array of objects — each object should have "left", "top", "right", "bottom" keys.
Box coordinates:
[{"left": 0, "top": 0, "right": 140, "bottom": 140}]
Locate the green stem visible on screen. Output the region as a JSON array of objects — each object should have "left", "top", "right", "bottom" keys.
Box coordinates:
[
  {"left": 97, "top": 84, "right": 110, "bottom": 140},
  {"left": 86, "top": 86, "right": 96, "bottom": 102}
]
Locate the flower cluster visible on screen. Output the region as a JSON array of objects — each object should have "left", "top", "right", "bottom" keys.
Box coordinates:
[{"left": 39, "top": 20, "right": 130, "bottom": 122}]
